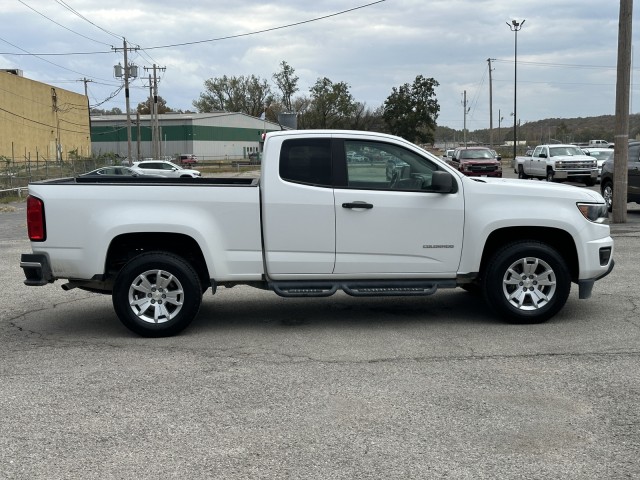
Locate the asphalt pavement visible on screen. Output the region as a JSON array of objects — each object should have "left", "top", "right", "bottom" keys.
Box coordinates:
[{"left": 1, "top": 183, "right": 639, "bottom": 480}]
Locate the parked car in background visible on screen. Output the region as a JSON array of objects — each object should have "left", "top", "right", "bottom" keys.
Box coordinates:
[
  {"left": 131, "top": 160, "right": 201, "bottom": 178},
  {"left": 177, "top": 154, "right": 198, "bottom": 166},
  {"left": 450, "top": 147, "right": 502, "bottom": 177},
  {"left": 588, "top": 139, "right": 611, "bottom": 147},
  {"left": 582, "top": 147, "right": 613, "bottom": 182},
  {"left": 442, "top": 149, "right": 455, "bottom": 163},
  {"left": 248, "top": 152, "right": 260, "bottom": 164},
  {"left": 515, "top": 144, "right": 598, "bottom": 185},
  {"left": 80, "top": 166, "right": 145, "bottom": 177},
  {"left": 600, "top": 140, "right": 640, "bottom": 211}
]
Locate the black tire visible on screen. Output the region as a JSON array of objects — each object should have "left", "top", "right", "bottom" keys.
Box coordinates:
[
  {"left": 517, "top": 165, "right": 528, "bottom": 179},
  {"left": 482, "top": 241, "right": 571, "bottom": 324},
  {"left": 584, "top": 177, "right": 596, "bottom": 187},
  {"left": 112, "top": 252, "right": 202, "bottom": 337},
  {"left": 601, "top": 180, "right": 613, "bottom": 212},
  {"left": 546, "top": 170, "right": 555, "bottom": 182}
]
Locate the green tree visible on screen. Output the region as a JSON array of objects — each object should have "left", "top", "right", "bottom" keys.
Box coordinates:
[
  {"left": 272, "top": 61, "right": 299, "bottom": 113},
  {"left": 383, "top": 75, "right": 440, "bottom": 143},
  {"left": 136, "top": 96, "right": 174, "bottom": 114},
  {"left": 192, "top": 75, "right": 273, "bottom": 117},
  {"left": 303, "top": 77, "right": 356, "bottom": 129}
]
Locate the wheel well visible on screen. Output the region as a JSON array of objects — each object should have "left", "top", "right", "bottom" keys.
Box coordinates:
[
  {"left": 480, "top": 227, "right": 579, "bottom": 282},
  {"left": 105, "top": 232, "right": 210, "bottom": 287}
]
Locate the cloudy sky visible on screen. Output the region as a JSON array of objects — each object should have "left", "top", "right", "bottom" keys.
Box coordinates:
[{"left": 1, "top": 0, "right": 636, "bottom": 130}]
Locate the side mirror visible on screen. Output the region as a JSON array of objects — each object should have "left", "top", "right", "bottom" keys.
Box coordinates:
[
  {"left": 430, "top": 170, "right": 454, "bottom": 193},
  {"left": 538, "top": 153, "right": 547, "bottom": 158}
]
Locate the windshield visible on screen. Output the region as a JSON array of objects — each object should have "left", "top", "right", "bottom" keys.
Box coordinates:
[
  {"left": 588, "top": 150, "right": 613, "bottom": 160},
  {"left": 460, "top": 149, "right": 494, "bottom": 160},
  {"left": 549, "top": 146, "right": 583, "bottom": 157}
]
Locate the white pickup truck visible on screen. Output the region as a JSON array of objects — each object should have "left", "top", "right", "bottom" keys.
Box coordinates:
[
  {"left": 515, "top": 144, "right": 598, "bottom": 185},
  {"left": 21, "top": 130, "right": 614, "bottom": 337}
]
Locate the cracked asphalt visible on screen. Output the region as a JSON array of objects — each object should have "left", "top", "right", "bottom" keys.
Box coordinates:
[{"left": 1, "top": 200, "right": 639, "bottom": 480}]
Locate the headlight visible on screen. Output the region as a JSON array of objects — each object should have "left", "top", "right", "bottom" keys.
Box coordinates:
[{"left": 577, "top": 203, "right": 608, "bottom": 223}]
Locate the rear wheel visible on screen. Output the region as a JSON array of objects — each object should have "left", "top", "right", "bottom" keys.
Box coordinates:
[
  {"left": 112, "top": 252, "right": 202, "bottom": 337},
  {"left": 482, "top": 241, "right": 571, "bottom": 324}
]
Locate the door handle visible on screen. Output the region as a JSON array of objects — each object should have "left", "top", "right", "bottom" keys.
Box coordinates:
[{"left": 342, "top": 202, "right": 373, "bottom": 209}]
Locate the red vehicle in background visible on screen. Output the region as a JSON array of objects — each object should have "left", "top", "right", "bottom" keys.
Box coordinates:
[
  {"left": 177, "top": 154, "right": 198, "bottom": 166},
  {"left": 450, "top": 147, "right": 502, "bottom": 178}
]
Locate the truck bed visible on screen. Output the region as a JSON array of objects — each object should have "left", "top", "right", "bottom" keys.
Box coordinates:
[{"left": 66, "top": 176, "right": 259, "bottom": 186}]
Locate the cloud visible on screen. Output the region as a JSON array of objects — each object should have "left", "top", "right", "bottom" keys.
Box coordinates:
[{"left": 2, "top": 0, "right": 635, "bottom": 129}]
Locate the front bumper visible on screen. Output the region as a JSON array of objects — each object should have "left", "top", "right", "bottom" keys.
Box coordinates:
[
  {"left": 554, "top": 170, "right": 598, "bottom": 180},
  {"left": 578, "top": 259, "right": 614, "bottom": 299}
]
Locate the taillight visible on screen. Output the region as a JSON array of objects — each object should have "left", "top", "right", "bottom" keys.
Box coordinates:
[{"left": 27, "top": 195, "right": 46, "bottom": 241}]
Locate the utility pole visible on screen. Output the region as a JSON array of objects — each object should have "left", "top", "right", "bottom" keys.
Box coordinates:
[
  {"left": 144, "top": 64, "right": 166, "bottom": 159},
  {"left": 507, "top": 20, "right": 525, "bottom": 159},
  {"left": 613, "top": 0, "right": 633, "bottom": 223},
  {"left": 488, "top": 58, "right": 494, "bottom": 147},
  {"left": 78, "top": 77, "right": 93, "bottom": 147},
  {"left": 462, "top": 90, "right": 470, "bottom": 147},
  {"left": 136, "top": 111, "right": 141, "bottom": 160},
  {"left": 147, "top": 74, "right": 154, "bottom": 157},
  {"left": 113, "top": 39, "right": 139, "bottom": 162}
]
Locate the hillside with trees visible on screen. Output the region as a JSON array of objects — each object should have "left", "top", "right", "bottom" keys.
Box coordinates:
[{"left": 437, "top": 114, "right": 640, "bottom": 148}]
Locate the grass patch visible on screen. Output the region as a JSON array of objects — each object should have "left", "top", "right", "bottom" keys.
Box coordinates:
[{"left": 0, "top": 195, "right": 26, "bottom": 205}]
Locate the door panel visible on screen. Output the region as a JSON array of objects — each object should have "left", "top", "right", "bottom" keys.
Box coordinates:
[
  {"left": 334, "top": 139, "right": 464, "bottom": 275},
  {"left": 334, "top": 189, "right": 464, "bottom": 275}
]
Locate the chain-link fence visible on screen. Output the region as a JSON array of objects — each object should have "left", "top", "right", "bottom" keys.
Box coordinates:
[{"left": 0, "top": 154, "right": 110, "bottom": 200}]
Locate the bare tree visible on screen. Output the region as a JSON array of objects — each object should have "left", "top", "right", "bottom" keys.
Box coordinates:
[{"left": 272, "top": 61, "right": 299, "bottom": 113}]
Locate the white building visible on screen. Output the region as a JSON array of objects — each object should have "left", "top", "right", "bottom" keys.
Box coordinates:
[{"left": 91, "top": 112, "right": 285, "bottom": 161}]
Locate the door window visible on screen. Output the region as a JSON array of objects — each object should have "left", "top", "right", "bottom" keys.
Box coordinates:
[{"left": 344, "top": 140, "right": 440, "bottom": 191}]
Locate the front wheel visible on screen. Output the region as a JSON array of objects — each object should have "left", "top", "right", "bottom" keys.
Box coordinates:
[
  {"left": 584, "top": 177, "right": 596, "bottom": 187},
  {"left": 517, "top": 165, "right": 528, "bottom": 179},
  {"left": 546, "top": 170, "right": 555, "bottom": 182},
  {"left": 601, "top": 181, "right": 613, "bottom": 212},
  {"left": 112, "top": 252, "right": 202, "bottom": 337},
  {"left": 482, "top": 241, "right": 571, "bottom": 324}
]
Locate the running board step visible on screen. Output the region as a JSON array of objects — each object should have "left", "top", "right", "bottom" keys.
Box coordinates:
[{"left": 270, "top": 280, "right": 456, "bottom": 298}]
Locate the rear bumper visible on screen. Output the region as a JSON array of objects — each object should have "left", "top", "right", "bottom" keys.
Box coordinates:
[{"left": 20, "top": 253, "right": 54, "bottom": 286}]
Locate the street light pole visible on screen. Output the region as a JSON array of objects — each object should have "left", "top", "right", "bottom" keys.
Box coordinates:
[{"left": 507, "top": 19, "right": 525, "bottom": 160}]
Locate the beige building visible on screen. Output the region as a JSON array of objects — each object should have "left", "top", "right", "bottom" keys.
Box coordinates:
[{"left": 1, "top": 69, "right": 91, "bottom": 162}]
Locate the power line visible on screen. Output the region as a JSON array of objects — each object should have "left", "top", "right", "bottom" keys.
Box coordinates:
[
  {"left": 17, "top": 0, "right": 114, "bottom": 47},
  {"left": 1, "top": 0, "right": 387, "bottom": 56},
  {"left": 0, "top": 35, "right": 116, "bottom": 82},
  {"left": 53, "top": 0, "right": 122, "bottom": 40},
  {"left": 144, "top": 0, "right": 387, "bottom": 50},
  {"left": 0, "top": 106, "right": 89, "bottom": 135},
  {"left": 492, "top": 58, "right": 619, "bottom": 70}
]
